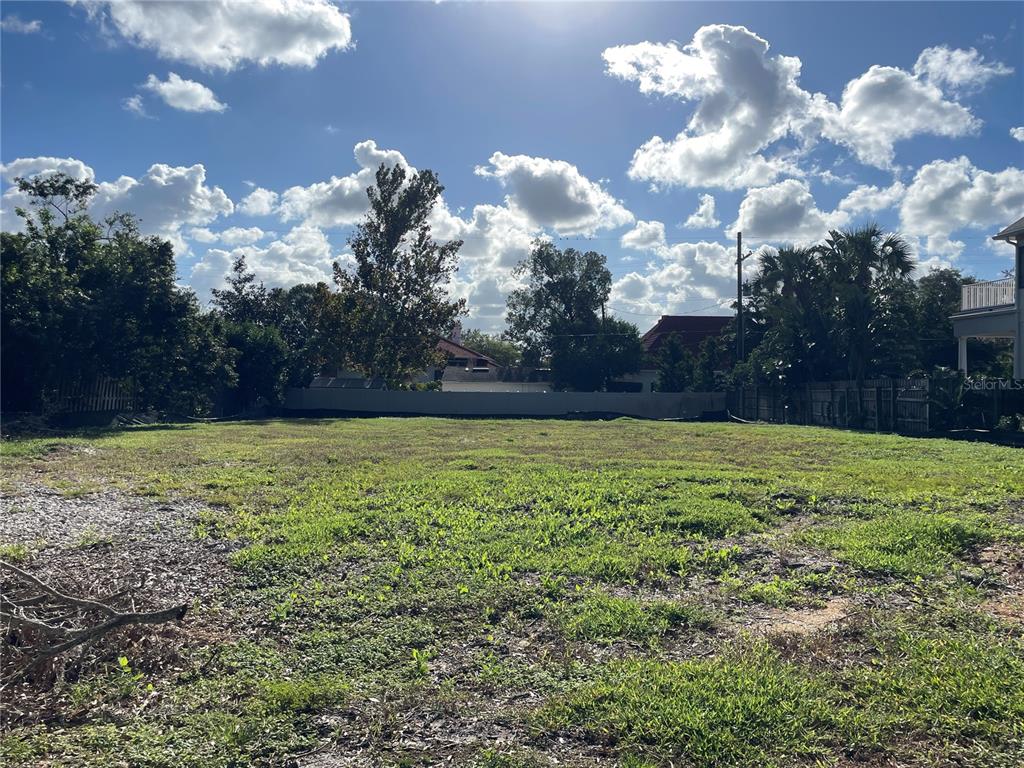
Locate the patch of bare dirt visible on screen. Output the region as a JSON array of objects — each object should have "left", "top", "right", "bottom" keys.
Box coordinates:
[
  {"left": 739, "top": 596, "right": 853, "bottom": 637},
  {"left": 977, "top": 542, "right": 1024, "bottom": 625}
]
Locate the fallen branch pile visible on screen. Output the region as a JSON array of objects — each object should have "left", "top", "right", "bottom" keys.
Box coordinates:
[{"left": 0, "top": 560, "right": 188, "bottom": 686}]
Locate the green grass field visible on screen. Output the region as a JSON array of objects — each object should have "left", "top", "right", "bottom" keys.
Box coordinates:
[{"left": 2, "top": 419, "right": 1023, "bottom": 767}]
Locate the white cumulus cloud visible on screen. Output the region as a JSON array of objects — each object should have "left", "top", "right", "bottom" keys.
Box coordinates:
[
  {"left": 143, "top": 73, "right": 227, "bottom": 113},
  {"left": 605, "top": 26, "right": 1008, "bottom": 182},
  {"left": 603, "top": 25, "right": 829, "bottom": 189},
  {"left": 189, "top": 226, "right": 267, "bottom": 246},
  {"left": 610, "top": 215, "right": 737, "bottom": 316},
  {"left": 1011, "top": 127, "right": 1024, "bottom": 142},
  {"left": 621, "top": 220, "right": 667, "bottom": 251},
  {"left": 609, "top": 250, "right": 727, "bottom": 318},
  {"left": 823, "top": 65, "right": 981, "bottom": 168},
  {"left": 899, "top": 156, "right": 1024, "bottom": 258},
  {"left": 837, "top": 181, "right": 907, "bottom": 215},
  {"left": 81, "top": 0, "right": 352, "bottom": 71},
  {"left": 731, "top": 179, "right": 849, "bottom": 244},
  {"left": 684, "top": 193, "right": 720, "bottom": 228},
  {"left": 913, "top": 45, "right": 1012, "bottom": 95},
  {"left": 278, "top": 140, "right": 411, "bottom": 228},
  {"left": 475, "top": 152, "right": 633, "bottom": 235},
  {"left": 2, "top": 157, "right": 234, "bottom": 257},
  {"left": 1, "top": 156, "right": 95, "bottom": 183},
  {"left": 189, "top": 225, "right": 341, "bottom": 301},
  {"left": 238, "top": 187, "right": 280, "bottom": 216}
]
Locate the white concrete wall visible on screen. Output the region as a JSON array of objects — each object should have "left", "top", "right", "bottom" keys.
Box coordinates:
[{"left": 284, "top": 388, "right": 725, "bottom": 420}]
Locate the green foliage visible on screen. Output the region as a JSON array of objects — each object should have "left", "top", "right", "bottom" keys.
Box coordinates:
[
  {"left": 741, "top": 224, "right": 962, "bottom": 388},
  {"left": 655, "top": 334, "right": 695, "bottom": 392},
  {"left": 1, "top": 176, "right": 232, "bottom": 415},
  {"left": 550, "top": 316, "right": 644, "bottom": 391},
  {"left": 256, "top": 676, "right": 349, "bottom": 713},
  {"left": 550, "top": 590, "right": 713, "bottom": 643},
  {"left": 462, "top": 328, "right": 522, "bottom": 367},
  {"left": 334, "top": 163, "right": 465, "bottom": 386},
  {"left": 0, "top": 543, "right": 30, "bottom": 562},
  {"left": 802, "top": 512, "right": 994, "bottom": 578},
  {"left": 222, "top": 320, "right": 289, "bottom": 408},
  {"left": 539, "top": 644, "right": 840, "bottom": 767},
  {"left": 722, "top": 570, "right": 847, "bottom": 607},
  {"left": 506, "top": 241, "right": 641, "bottom": 389},
  {"left": 2, "top": 165, "right": 470, "bottom": 417},
  {"left": 840, "top": 621, "right": 1024, "bottom": 749},
  {"left": 542, "top": 624, "right": 1024, "bottom": 767}
]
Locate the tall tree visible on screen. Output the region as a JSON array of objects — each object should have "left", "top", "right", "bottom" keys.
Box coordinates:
[
  {"left": 267, "top": 282, "right": 351, "bottom": 386},
  {"left": 505, "top": 241, "right": 641, "bottom": 390},
  {"left": 211, "top": 255, "right": 270, "bottom": 325},
  {"left": 210, "top": 256, "right": 289, "bottom": 409},
  {"left": 871, "top": 275, "right": 921, "bottom": 376},
  {"left": 915, "top": 268, "right": 966, "bottom": 371},
  {"left": 1, "top": 173, "right": 231, "bottom": 415},
  {"left": 334, "top": 164, "right": 465, "bottom": 387},
  {"left": 745, "top": 246, "right": 832, "bottom": 387},
  {"left": 817, "top": 224, "right": 914, "bottom": 383}
]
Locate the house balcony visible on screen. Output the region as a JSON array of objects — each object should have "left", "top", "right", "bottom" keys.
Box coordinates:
[
  {"left": 960, "top": 278, "right": 1015, "bottom": 312},
  {"left": 952, "top": 216, "right": 1023, "bottom": 378},
  {"left": 952, "top": 277, "right": 1020, "bottom": 378}
]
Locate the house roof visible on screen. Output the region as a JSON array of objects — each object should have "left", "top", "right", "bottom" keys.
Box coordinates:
[
  {"left": 641, "top": 315, "right": 732, "bottom": 354},
  {"left": 437, "top": 337, "right": 500, "bottom": 367},
  {"left": 994, "top": 215, "right": 1024, "bottom": 242}
]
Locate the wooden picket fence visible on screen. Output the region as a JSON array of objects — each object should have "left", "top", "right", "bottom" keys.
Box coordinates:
[{"left": 49, "top": 377, "right": 136, "bottom": 414}]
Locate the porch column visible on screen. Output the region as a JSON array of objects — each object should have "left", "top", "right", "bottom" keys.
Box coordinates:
[
  {"left": 958, "top": 337, "right": 968, "bottom": 374},
  {"left": 1017, "top": 247, "right": 1023, "bottom": 378}
]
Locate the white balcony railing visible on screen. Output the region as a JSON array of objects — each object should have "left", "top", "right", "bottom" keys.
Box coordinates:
[{"left": 961, "top": 278, "right": 1016, "bottom": 311}]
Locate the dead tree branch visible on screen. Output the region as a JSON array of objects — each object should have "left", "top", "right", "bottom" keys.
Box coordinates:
[{"left": 0, "top": 559, "right": 188, "bottom": 686}]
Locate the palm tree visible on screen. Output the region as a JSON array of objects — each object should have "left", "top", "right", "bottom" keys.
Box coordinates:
[
  {"left": 751, "top": 246, "right": 833, "bottom": 384},
  {"left": 816, "top": 224, "right": 916, "bottom": 413},
  {"left": 818, "top": 223, "right": 914, "bottom": 288}
]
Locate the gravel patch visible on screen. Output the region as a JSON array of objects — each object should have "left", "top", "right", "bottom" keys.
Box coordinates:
[{"left": 0, "top": 483, "right": 237, "bottom": 612}]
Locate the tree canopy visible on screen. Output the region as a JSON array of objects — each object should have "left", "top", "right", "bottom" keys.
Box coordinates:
[
  {"left": 1, "top": 174, "right": 230, "bottom": 415},
  {"left": 333, "top": 164, "right": 465, "bottom": 387},
  {"left": 1, "top": 166, "right": 468, "bottom": 416},
  {"left": 505, "top": 241, "right": 642, "bottom": 390}
]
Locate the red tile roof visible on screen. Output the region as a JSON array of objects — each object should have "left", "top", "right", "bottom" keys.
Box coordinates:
[{"left": 641, "top": 315, "right": 732, "bottom": 354}]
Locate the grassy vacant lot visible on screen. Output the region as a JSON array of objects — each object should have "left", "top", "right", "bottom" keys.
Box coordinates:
[{"left": 1, "top": 418, "right": 1022, "bottom": 767}]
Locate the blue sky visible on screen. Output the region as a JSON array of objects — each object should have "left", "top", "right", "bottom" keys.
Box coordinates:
[{"left": 2, "top": 1, "right": 1022, "bottom": 332}]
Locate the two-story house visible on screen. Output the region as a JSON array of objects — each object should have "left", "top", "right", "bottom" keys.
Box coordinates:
[{"left": 951, "top": 216, "right": 1023, "bottom": 379}]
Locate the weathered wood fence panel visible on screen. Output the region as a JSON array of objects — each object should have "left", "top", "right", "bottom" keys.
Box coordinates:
[
  {"left": 50, "top": 377, "right": 136, "bottom": 414},
  {"left": 728, "top": 379, "right": 931, "bottom": 434}
]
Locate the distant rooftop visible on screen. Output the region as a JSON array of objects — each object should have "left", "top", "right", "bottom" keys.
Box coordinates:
[
  {"left": 437, "top": 337, "right": 499, "bottom": 367},
  {"left": 641, "top": 315, "right": 731, "bottom": 354}
]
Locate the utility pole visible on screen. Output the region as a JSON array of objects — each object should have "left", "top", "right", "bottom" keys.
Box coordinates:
[
  {"left": 600, "top": 300, "right": 608, "bottom": 390},
  {"left": 736, "top": 232, "right": 749, "bottom": 362}
]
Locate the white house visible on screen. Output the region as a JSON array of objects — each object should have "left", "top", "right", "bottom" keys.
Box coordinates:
[{"left": 952, "top": 216, "right": 1024, "bottom": 378}]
